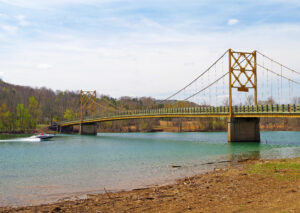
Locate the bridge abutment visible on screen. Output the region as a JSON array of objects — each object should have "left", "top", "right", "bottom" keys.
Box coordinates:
[
  {"left": 80, "top": 122, "right": 97, "bottom": 135},
  {"left": 227, "top": 117, "right": 260, "bottom": 142}
]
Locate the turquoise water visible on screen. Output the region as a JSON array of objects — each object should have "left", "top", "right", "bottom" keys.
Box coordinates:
[{"left": 0, "top": 131, "right": 299, "bottom": 207}]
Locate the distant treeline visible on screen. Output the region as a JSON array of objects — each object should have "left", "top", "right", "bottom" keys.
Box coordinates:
[
  {"left": 0, "top": 80, "right": 80, "bottom": 132},
  {"left": 0, "top": 80, "right": 197, "bottom": 132},
  {"left": 0, "top": 80, "right": 299, "bottom": 133}
]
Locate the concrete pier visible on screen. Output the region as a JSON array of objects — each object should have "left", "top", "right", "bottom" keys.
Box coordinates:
[
  {"left": 227, "top": 117, "right": 260, "bottom": 142},
  {"left": 79, "top": 122, "right": 97, "bottom": 135},
  {"left": 59, "top": 125, "right": 74, "bottom": 134}
]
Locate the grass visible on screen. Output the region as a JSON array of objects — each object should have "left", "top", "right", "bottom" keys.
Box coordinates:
[{"left": 248, "top": 158, "right": 300, "bottom": 180}]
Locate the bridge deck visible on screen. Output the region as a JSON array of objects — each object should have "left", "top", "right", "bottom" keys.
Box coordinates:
[{"left": 59, "top": 104, "right": 300, "bottom": 126}]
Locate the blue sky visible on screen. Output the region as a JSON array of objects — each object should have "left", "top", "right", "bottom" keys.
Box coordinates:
[{"left": 0, "top": 0, "right": 299, "bottom": 99}]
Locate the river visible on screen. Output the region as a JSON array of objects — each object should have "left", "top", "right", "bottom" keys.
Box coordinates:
[{"left": 0, "top": 131, "right": 299, "bottom": 207}]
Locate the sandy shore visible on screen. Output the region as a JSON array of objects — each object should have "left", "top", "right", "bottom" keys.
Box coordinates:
[{"left": 1, "top": 158, "right": 299, "bottom": 213}]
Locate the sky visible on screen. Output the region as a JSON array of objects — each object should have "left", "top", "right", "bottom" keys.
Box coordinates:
[{"left": 0, "top": 0, "right": 300, "bottom": 99}]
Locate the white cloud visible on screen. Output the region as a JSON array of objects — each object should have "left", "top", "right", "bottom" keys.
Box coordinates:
[
  {"left": 0, "top": 0, "right": 298, "bottom": 103},
  {"left": 0, "top": 0, "right": 118, "bottom": 9},
  {"left": 15, "top": 15, "right": 30, "bottom": 27},
  {"left": 37, "top": 64, "right": 53, "bottom": 69},
  {"left": 227, "top": 19, "right": 239, "bottom": 26},
  {"left": 0, "top": 24, "right": 18, "bottom": 33},
  {"left": 0, "top": 23, "right": 299, "bottom": 99},
  {"left": 0, "top": 13, "right": 9, "bottom": 19}
]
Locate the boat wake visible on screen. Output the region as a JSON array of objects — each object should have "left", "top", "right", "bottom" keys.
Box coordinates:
[{"left": 0, "top": 136, "right": 41, "bottom": 143}]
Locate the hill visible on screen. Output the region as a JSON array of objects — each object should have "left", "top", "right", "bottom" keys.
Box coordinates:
[
  {"left": 0, "top": 80, "right": 201, "bottom": 133},
  {"left": 0, "top": 80, "right": 299, "bottom": 133}
]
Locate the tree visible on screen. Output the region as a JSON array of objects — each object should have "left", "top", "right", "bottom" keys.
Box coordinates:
[
  {"left": 16, "top": 104, "right": 31, "bottom": 131},
  {"left": 174, "top": 101, "right": 192, "bottom": 108},
  {"left": 292, "top": 97, "right": 300, "bottom": 104},
  {"left": 266, "top": 97, "right": 276, "bottom": 104},
  {"left": 222, "top": 98, "right": 229, "bottom": 106},
  {"left": 258, "top": 96, "right": 276, "bottom": 105},
  {"left": 0, "top": 104, "right": 13, "bottom": 132},
  {"left": 245, "top": 95, "right": 254, "bottom": 106},
  {"left": 28, "top": 96, "right": 41, "bottom": 129},
  {"left": 63, "top": 109, "right": 76, "bottom": 121}
]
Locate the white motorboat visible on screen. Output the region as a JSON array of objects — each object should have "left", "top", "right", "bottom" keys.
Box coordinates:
[{"left": 31, "top": 133, "right": 55, "bottom": 140}]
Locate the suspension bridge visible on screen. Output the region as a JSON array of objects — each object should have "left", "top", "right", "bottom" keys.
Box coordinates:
[{"left": 58, "top": 49, "right": 300, "bottom": 142}]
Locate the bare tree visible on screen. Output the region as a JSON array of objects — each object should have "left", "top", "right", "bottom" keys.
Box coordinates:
[
  {"left": 222, "top": 98, "right": 229, "bottom": 106},
  {"left": 267, "top": 97, "right": 276, "bottom": 104},
  {"left": 292, "top": 97, "right": 300, "bottom": 104},
  {"left": 245, "top": 95, "right": 254, "bottom": 106}
]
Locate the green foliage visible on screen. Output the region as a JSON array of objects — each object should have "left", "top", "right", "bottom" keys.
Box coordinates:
[
  {"left": 16, "top": 104, "right": 31, "bottom": 131},
  {"left": 28, "top": 96, "right": 41, "bottom": 129},
  {"left": 0, "top": 96, "right": 42, "bottom": 132},
  {"left": 0, "top": 104, "right": 13, "bottom": 131},
  {"left": 63, "top": 109, "right": 76, "bottom": 121},
  {"left": 1, "top": 79, "right": 298, "bottom": 133}
]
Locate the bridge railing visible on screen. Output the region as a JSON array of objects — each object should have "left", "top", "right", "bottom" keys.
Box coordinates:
[
  {"left": 60, "top": 104, "right": 300, "bottom": 125},
  {"left": 95, "top": 106, "right": 230, "bottom": 118},
  {"left": 233, "top": 104, "right": 300, "bottom": 114},
  {"left": 90, "top": 104, "right": 300, "bottom": 119}
]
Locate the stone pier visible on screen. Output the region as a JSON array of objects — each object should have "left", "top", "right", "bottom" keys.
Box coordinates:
[
  {"left": 79, "top": 122, "right": 97, "bottom": 135},
  {"left": 227, "top": 117, "right": 260, "bottom": 142}
]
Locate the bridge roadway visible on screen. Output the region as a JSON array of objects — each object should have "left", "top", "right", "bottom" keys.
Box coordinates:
[{"left": 59, "top": 104, "right": 300, "bottom": 127}]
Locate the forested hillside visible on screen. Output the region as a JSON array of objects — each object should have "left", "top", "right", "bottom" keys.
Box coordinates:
[
  {"left": 0, "top": 80, "right": 299, "bottom": 133},
  {"left": 0, "top": 80, "right": 199, "bottom": 132},
  {"left": 0, "top": 80, "right": 80, "bottom": 132}
]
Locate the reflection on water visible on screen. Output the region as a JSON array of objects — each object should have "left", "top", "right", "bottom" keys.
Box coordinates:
[{"left": 0, "top": 131, "right": 299, "bottom": 207}]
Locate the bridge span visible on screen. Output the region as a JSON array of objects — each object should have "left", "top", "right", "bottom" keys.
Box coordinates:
[
  {"left": 59, "top": 104, "right": 300, "bottom": 142},
  {"left": 58, "top": 49, "right": 300, "bottom": 142}
]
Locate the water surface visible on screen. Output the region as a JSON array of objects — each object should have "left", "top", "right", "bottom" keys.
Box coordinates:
[{"left": 0, "top": 131, "right": 299, "bottom": 207}]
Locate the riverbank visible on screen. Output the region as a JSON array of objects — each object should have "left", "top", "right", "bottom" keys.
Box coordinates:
[
  {"left": 0, "top": 124, "right": 56, "bottom": 136},
  {"left": 1, "top": 120, "right": 299, "bottom": 135},
  {"left": 1, "top": 157, "right": 299, "bottom": 213}
]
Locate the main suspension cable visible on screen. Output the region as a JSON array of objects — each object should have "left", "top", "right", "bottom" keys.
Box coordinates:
[
  {"left": 90, "top": 98, "right": 123, "bottom": 112},
  {"left": 257, "top": 51, "right": 300, "bottom": 75},
  {"left": 257, "top": 64, "right": 300, "bottom": 86},
  {"left": 184, "top": 72, "right": 229, "bottom": 101},
  {"left": 159, "top": 49, "right": 229, "bottom": 103}
]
